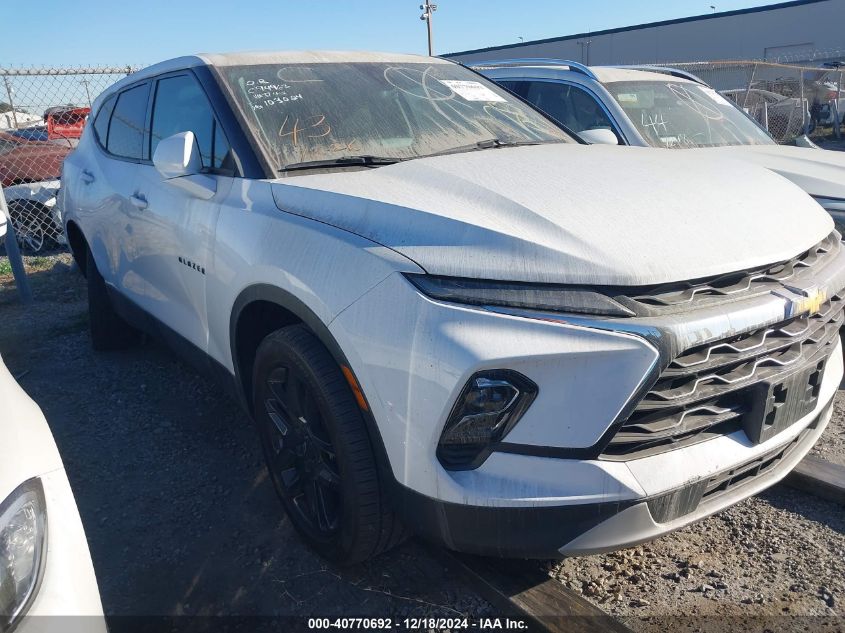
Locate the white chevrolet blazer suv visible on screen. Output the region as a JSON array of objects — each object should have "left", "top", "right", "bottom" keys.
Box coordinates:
[{"left": 60, "top": 51, "right": 845, "bottom": 563}]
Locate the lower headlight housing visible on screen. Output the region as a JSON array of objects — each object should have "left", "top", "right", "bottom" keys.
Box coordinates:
[
  {"left": 0, "top": 479, "right": 47, "bottom": 631},
  {"left": 437, "top": 369, "right": 537, "bottom": 470}
]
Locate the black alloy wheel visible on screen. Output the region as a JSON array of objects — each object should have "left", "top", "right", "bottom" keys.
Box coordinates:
[{"left": 262, "top": 365, "right": 342, "bottom": 537}]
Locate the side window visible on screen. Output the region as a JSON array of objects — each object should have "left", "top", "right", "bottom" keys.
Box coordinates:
[
  {"left": 524, "top": 81, "right": 616, "bottom": 135},
  {"left": 107, "top": 83, "right": 151, "bottom": 160},
  {"left": 150, "top": 74, "right": 231, "bottom": 170},
  {"left": 92, "top": 95, "right": 116, "bottom": 146}
]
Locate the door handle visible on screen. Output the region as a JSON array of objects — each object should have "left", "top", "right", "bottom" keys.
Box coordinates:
[
  {"left": 80, "top": 169, "right": 95, "bottom": 185},
  {"left": 129, "top": 193, "right": 148, "bottom": 210}
]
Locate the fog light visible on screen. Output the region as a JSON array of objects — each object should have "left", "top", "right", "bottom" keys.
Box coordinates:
[{"left": 437, "top": 370, "right": 537, "bottom": 470}]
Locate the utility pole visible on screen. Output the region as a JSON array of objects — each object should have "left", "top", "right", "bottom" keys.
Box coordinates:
[
  {"left": 3, "top": 77, "right": 18, "bottom": 129},
  {"left": 576, "top": 38, "right": 592, "bottom": 65},
  {"left": 80, "top": 79, "right": 92, "bottom": 108},
  {"left": 420, "top": 1, "right": 437, "bottom": 56}
]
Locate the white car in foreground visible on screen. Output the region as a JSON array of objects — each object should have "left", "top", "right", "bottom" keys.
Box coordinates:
[
  {"left": 473, "top": 60, "right": 845, "bottom": 230},
  {"left": 61, "top": 51, "right": 845, "bottom": 562},
  {"left": 0, "top": 355, "right": 104, "bottom": 631}
]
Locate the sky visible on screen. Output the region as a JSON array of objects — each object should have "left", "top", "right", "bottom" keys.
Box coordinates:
[{"left": 3, "top": 0, "right": 783, "bottom": 67}]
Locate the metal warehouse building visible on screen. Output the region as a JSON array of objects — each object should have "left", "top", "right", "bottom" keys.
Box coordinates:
[{"left": 445, "top": 0, "right": 845, "bottom": 66}]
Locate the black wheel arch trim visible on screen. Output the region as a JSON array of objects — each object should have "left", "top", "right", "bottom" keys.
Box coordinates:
[
  {"left": 229, "top": 283, "right": 398, "bottom": 490},
  {"left": 63, "top": 219, "right": 89, "bottom": 275}
]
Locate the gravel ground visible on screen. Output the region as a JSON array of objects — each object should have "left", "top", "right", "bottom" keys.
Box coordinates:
[
  {"left": 0, "top": 255, "right": 492, "bottom": 623},
  {"left": 551, "top": 487, "right": 844, "bottom": 631},
  {"left": 810, "top": 388, "right": 845, "bottom": 466}
]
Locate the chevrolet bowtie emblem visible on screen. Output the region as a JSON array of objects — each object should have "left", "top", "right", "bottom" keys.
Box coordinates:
[{"left": 775, "top": 285, "right": 827, "bottom": 318}]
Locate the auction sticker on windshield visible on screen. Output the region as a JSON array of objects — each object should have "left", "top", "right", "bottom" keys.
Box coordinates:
[
  {"left": 439, "top": 80, "right": 506, "bottom": 102},
  {"left": 701, "top": 87, "right": 733, "bottom": 107}
]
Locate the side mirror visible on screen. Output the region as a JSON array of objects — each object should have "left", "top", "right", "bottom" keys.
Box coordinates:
[
  {"left": 579, "top": 128, "right": 620, "bottom": 145},
  {"left": 152, "top": 131, "right": 217, "bottom": 200}
]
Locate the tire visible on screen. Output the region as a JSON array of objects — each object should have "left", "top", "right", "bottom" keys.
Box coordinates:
[
  {"left": 86, "top": 248, "right": 139, "bottom": 351},
  {"left": 252, "top": 324, "right": 406, "bottom": 564}
]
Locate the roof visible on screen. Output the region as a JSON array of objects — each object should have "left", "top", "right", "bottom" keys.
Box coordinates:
[
  {"left": 92, "top": 50, "right": 449, "bottom": 112},
  {"left": 199, "top": 50, "right": 446, "bottom": 66},
  {"left": 444, "top": 0, "right": 829, "bottom": 57},
  {"left": 470, "top": 61, "right": 695, "bottom": 84},
  {"left": 593, "top": 67, "right": 696, "bottom": 83}
]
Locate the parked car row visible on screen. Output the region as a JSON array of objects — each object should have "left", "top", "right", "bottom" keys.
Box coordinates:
[
  {"left": 50, "top": 50, "right": 845, "bottom": 573},
  {"left": 472, "top": 59, "right": 845, "bottom": 231},
  {"left": 0, "top": 107, "right": 89, "bottom": 254}
]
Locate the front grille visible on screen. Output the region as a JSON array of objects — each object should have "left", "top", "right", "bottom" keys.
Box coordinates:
[
  {"left": 619, "top": 232, "right": 840, "bottom": 316},
  {"left": 603, "top": 293, "right": 844, "bottom": 458}
]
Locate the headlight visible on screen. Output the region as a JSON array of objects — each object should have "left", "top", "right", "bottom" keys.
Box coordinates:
[
  {"left": 437, "top": 369, "right": 537, "bottom": 470},
  {"left": 0, "top": 479, "right": 47, "bottom": 630},
  {"left": 404, "top": 274, "right": 634, "bottom": 317}
]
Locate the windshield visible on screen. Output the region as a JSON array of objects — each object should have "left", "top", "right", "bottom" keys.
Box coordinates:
[
  {"left": 219, "top": 62, "right": 573, "bottom": 170},
  {"left": 605, "top": 80, "right": 775, "bottom": 148}
]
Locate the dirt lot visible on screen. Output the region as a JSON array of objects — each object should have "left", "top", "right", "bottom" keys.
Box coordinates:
[
  {"left": 1, "top": 254, "right": 843, "bottom": 632},
  {"left": 0, "top": 256, "right": 491, "bottom": 623},
  {"left": 551, "top": 487, "right": 844, "bottom": 630}
]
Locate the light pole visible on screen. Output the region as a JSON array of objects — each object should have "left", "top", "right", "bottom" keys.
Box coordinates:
[
  {"left": 80, "top": 79, "right": 92, "bottom": 108},
  {"left": 420, "top": 1, "right": 437, "bottom": 56},
  {"left": 3, "top": 77, "right": 18, "bottom": 129},
  {"left": 576, "top": 39, "right": 592, "bottom": 65}
]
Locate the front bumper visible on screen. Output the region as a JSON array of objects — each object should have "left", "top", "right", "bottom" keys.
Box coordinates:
[
  {"left": 394, "top": 390, "right": 835, "bottom": 559},
  {"left": 331, "top": 235, "right": 845, "bottom": 557}
]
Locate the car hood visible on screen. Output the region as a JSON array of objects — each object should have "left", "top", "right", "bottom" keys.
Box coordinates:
[
  {"left": 698, "top": 144, "right": 845, "bottom": 201},
  {"left": 270, "top": 144, "right": 832, "bottom": 286},
  {"left": 0, "top": 355, "right": 63, "bottom": 500}
]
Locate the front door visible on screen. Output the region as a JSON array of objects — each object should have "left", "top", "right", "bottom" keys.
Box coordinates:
[{"left": 129, "top": 72, "right": 233, "bottom": 354}]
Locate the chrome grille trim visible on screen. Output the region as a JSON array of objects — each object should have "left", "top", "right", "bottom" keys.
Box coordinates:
[
  {"left": 603, "top": 292, "right": 844, "bottom": 458},
  {"left": 620, "top": 232, "right": 840, "bottom": 315}
]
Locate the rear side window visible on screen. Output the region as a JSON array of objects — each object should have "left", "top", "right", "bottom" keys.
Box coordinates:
[
  {"left": 150, "top": 74, "right": 231, "bottom": 170},
  {"left": 107, "top": 83, "right": 151, "bottom": 160},
  {"left": 92, "top": 95, "right": 116, "bottom": 146}
]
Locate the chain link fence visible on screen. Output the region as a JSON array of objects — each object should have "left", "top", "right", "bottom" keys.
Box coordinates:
[
  {"left": 665, "top": 58, "right": 844, "bottom": 144},
  {"left": 0, "top": 66, "right": 138, "bottom": 257}
]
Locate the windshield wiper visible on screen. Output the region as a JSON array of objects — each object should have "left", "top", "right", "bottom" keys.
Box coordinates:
[
  {"left": 424, "top": 138, "right": 551, "bottom": 158},
  {"left": 280, "top": 155, "right": 403, "bottom": 172}
]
